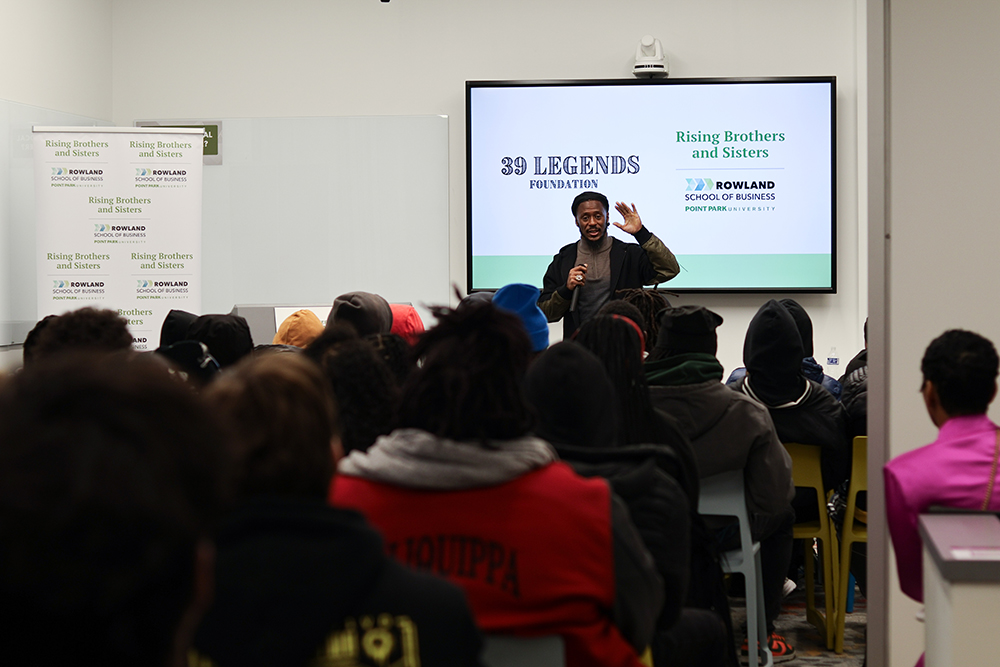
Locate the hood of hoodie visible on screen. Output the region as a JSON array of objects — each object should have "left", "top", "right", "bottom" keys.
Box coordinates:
[
  {"left": 778, "top": 298, "right": 814, "bottom": 357},
  {"left": 743, "top": 299, "right": 805, "bottom": 405},
  {"left": 645, "top": 352, "right": 724, "bottom": 387},
  {"left": 328, "top": 292, "right": 393, "bottom": 337},
  {"left": 159, "top": 309, "right": 197, "bottom": 347},
  {"left": 337, "top": 428, "right": 558, "bottom": 490},
  {"left": 194, "top": 497, "right": 386, "bottom": 667},
  {"left": 188, "top": 314, "right": 254, "bottom": 368}
]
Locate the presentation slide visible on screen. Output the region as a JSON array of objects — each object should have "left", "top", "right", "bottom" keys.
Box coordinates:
[{"left": 467, "top": 78, "right": 835, "bottom": 292}]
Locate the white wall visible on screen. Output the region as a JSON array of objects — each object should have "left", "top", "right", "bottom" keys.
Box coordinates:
[
  {"left": 0, "top": 0, "right": 112, "bottom": 118},
  {"left": 110, "top": 0, "right": 867, "bottom": 375},
  {"left": 0, "top": 0, "right": 112, "bottom": 370},
  {"left": 882, "top": 1, "right": 1000, "bottom": 665}
]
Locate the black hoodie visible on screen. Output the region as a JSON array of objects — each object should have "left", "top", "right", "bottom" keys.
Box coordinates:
[
  {"left": 736, "top": 300, "right": 850, "bottom": 494},
  {"left": 193, "top": 498, "right": 483, "bottom": 667}
]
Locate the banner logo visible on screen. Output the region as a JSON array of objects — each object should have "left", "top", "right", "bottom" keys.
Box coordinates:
[
  {"left": 136, "top": 168, "right": 152, "bottom": 176},
  {"left": 686, "top": 178, "right": 715, "bottom": 192},
  {"left": 52, "top": 167, "right": 68, "bottom": 176}
]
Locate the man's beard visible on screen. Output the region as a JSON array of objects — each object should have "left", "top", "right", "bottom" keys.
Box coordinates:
[{"left": 582, "top": 226, "right": 609, "bottom": 251}]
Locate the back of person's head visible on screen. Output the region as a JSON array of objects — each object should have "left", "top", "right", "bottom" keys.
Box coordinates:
[
  {"left": 159, "top": 309, "right": 198, "bottom": 347},
  {"left": 596, "top": 299, "right": 645, "bottom": 335},
  {"left": 574, "top": 315, "right": 654, "bottom": 445},
  {"left": 0, "top": 353, "right": 230, "bottom": 667},
  {"left": 614, "top": 288, "right": 671, "bottom": 353},
  {"left": 493, "top": 283, "right": 549, "bottom": 352},
  {"left": 524, "top": 341, "right": 618, "bottom": 448},
  {"left": 366, "top": 332, "right": 416, "bottom": 386},
  {"left": 328, "top": 291, "right": 392, "bottom": 337},
  {"left": 303, "top": 322, "right": 359, "bottom": 362},
  {"left": 28, "top": 308, "right": 132, "bottom": 365},
  {"left": 316, "top": 338, "right": 399, "bottom": 455},
  {"left": 272, "top": 309, "right": 324, "bottom": 348},
  {"left": 921, "top": 329, "right": 1000, "bottom": 416},
  {"left": 778, "top": 298, "right": 815, "bottom": 358},
  {"left": 187, "top": 314, "right": 254, "bottom": 368},
  {"left": 397, "top": 301, "right": 534, "bottom": 441},
  {"left": 205, "top": 353, "right": 340, "bottom": 500},
  {"left": 460, "top": 291, "right": 494, "bottom": 308},
  {"left": 648, "top": 305, "right": 724, "bottom": 362},
  {"left": 743, "top": 299, "right": 804, "bottom": 404},
  {"left": 388, "top": 303, "right": 425, "bottom": 346},
  {"left": 21, "top": 314, "right": 59, "bottom": 366}
]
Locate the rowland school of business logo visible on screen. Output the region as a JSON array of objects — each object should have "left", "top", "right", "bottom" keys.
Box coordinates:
[
  {"left": 136, "top": 278, "right": 191, "bottom": 300},
  {"left": 50, "top": 279, "right": 106, "bottom": 300},
  {"left": 135, "top": 166, "right": 188, "bottom": 188},
  {"left": 683, "top": 177, "right": 778, "bottom": 212},
  {"left": 49, "top": 166, "right": 104, "bottom": 187}
]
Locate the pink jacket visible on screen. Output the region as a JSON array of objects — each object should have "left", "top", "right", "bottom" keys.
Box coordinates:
[{"left": 884, "top": 413, "right": 1000, "bottom": 602}]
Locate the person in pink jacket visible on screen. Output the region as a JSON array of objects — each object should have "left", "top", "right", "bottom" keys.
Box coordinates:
[{"left": 885, "top": 329, "right": 1000, "bottom": 667}]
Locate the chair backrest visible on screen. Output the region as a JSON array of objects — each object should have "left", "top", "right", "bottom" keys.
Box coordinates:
[
  {"left": 845, "top": 436, "right": 868, "bottom": 523},
  {"left": 783, "top": 442, "right": 827, "bottom": 519},
  {"left": 481, "top": 635, "right": 564, "bottom": 667},
  {"left": 698, "top": 470, "right": 754, "bottom": 557}
]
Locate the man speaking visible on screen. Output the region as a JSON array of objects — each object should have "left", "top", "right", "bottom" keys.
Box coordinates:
[{"left": 538, "top": 191, "right": 680, "bottom": 336}]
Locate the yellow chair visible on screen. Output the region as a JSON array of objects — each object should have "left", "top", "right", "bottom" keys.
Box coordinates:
[
  {"left": 834, "top": 436, "right": 867, "bottom": 653},
  {"left": 784, "top": 442, "right": 838, "bottom": 650}
]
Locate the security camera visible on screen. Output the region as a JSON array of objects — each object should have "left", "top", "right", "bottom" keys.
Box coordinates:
[{"left": 633, "top": 35, "right": 668, "bottom": 78}]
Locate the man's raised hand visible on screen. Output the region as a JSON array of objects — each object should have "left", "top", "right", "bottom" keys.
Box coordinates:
[{"left": 613, "top": 202, "right": 643, "bottom": 235}]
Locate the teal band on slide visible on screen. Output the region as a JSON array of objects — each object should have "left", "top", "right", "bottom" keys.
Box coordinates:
[{"left": 471, "top": 253, "right": 833, "bottom": 290}]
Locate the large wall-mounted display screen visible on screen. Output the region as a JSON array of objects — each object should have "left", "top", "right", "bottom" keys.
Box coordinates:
[{"left": 467, "top": 77, "right": 836, "bottom": 292}]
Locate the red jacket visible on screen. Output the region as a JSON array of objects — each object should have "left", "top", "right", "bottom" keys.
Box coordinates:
[{"left": 332, "top": 461, "right": 646, "bottom": 667}]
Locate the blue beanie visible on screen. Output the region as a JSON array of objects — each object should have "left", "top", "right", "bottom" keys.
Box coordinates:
[{"left": 493, "top": 283, "right": 549, "bottom": 352}]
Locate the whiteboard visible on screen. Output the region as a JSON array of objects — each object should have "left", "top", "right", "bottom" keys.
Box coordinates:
[
  {"left": 1, "top": 111, "right": 450, "bottom": 344},
  {"left": 200, "top": 115, "right": 450, "bottom": 329}
]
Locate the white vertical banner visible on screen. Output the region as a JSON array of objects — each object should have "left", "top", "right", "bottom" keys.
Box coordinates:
[{"left": 33, "top": 127, "right": 203, "bottom": 350}]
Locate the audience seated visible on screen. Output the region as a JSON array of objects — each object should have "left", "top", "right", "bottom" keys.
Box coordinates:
[
  {"left": 0, "top": 353, "right": 230, "bottom": 667},
  {"left": 331, "top": 301, "right": 662, "bottom": 667},
  {"left": 837, "top": 318, "right": 869, "bottom": 595},
  {"left": 388, "top": 303, "right": 425, "bottom": 346},
  {"left": 885, "top": 329, "right": 1000, "bottom": 667},
  {"left": 365, "top": 332, "right": 417, "bottom": 386},
  {"left": 188, "top": 313, "right": 254, "bottom": 368},
  {"left": 611, "top": 287, "right": 672, "bottom": 355},
  {"left": 885, "top": 330, "right": 1000, "bottom": 599},
  {"left": 273, "top": 309, "right": 325, "bottom": 348},
  {"left": 727, "top": 298, "right": 842, "bottom": 400},
  {"left": 25, "top": 307, "right": 132, "bottom": 365},
  {"left": 729, "top": 299, "right": 850, "bottom": 520},
  {"left": 194, "top": 352, "right": 482, "bottom": 667},
  {"left": 571, "top": 314, "right": 738, "bottom": 665},
  {"left": 492, "top": 282, "right": 550, "bottom": 353},
  {"left": 645, "top": 305, "right": 795, "bottom": 662},
  {"left": 840, "top": 318, "right": 869, "bottom": 439},
  {"left": 328, "top": 291, "right": 393, "bottom": 336},
  {"left": 573, "top": 315, "right": 696, "bottom": 477},
  {"left": 159, "top": 308, "right": 199, "bottom": 346},
  {"left": 525, "top": 341, "right": 729, "bottom": 667},
  {"left": 311, "top": 328, "right": 400, "bottom": 455},
  {"left": 21, "top": 314, "right": 58, "bottom": 366}
]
